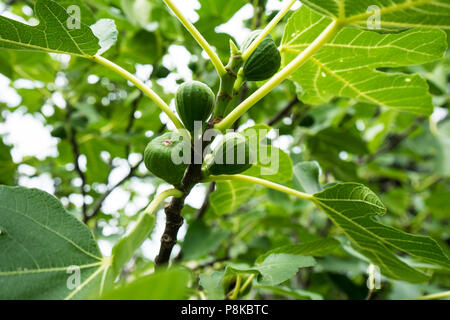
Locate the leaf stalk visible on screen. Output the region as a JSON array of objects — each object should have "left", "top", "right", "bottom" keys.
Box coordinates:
[
  {"left": 162, "top": 0, "right": 227, "bottom": 77},
  {"left": 90, "top": 55, "right": 184, "bottom": 130}
]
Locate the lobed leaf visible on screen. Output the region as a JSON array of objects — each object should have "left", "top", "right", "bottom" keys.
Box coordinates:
[
  {"left": 281, "top": 6, "right": 447, "bottom": 115},
  {"left": 292, "top": 161, "right": 322, "bottom": 194},
  {"left": 256, "top": 238, "right": 340, "bottom": 264},
  {"left": 0, "top": 0, "right": 117, "bottom": 56},
  {"left": 0, "top": 185, "right": 108, "bottom": 299},
  {"left": 242, "top": 124, "right": 293, "bottom": 183},
  {"left": 301, "top": 0, "right": 450, "bottom": 30},
  {"left": 227, "top": 254, "right": 316, "bottom": 286},
  {"left": 101, "top": 268, "right": 191, "bottom": 300},
  {"left": 313, "top": 183, "right": 450, "bottom": 282},
  {"left": 209, "top": 180, "right": 255, "bottom": 216}
]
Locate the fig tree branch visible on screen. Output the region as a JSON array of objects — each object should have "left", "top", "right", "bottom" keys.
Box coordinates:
[
  {"left": 410, "top": 290, "right": 450, "bottom": 301},
  {"left": 361, "top": 117, "right": 425, "bottom": 164},
  {"left": 110, "top": 188, "right": 183, "bottom": 277},
  {"left": 70, "top": 128, "right": 88, "bottom": 222},
  {"left": 66, "top": 104, "right": 88, "bottom": 222},
  {"left": 155, "top": 140, "right": 206, "bottom": 266},
  {"left": 125, "top": 92, "right": 144, "bottom": 156},
  {"left": 86, "top": 159, "right": 143, "bottom": 221},
  {"left": 267, "top": 96, "right": 299, "bottom": 126}
]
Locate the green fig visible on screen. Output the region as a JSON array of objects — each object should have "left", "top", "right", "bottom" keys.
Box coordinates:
[
  {"left": 241, "top": 30, "right": 281, "bottom": 81},
  {"left": 51, "top": 123, "right": 68, "bottom": 139},
  {"left": 206, "top": 133, "right": 255, "bottom": 176},
  {"left": 144, "top": 132, "right": 190, "bottom": 187},
  {"left": 69, "top": 112, "right": 89, "bottom": 130},
  {"left": 152, "top": 65, "right": 170, "bottom": 79},
  {"left": 175, "top": 81, "right": 215, "bottom": 133}
]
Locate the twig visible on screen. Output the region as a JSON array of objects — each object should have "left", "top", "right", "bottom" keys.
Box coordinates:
[
  {"left": 86, "top": 119, "right": 166, "bottom": 222},
  {"left": 155, "top": 136, "right": 206, "bottom": 266},
  {"left": 85, "top": 159, "right": 143, "bottom": 221},
  {"left": 70, "top": 128, "right": 88, "bottom": 222},
  {"left": 267, "top": 96, "right": 299, "bottom": 126},
  {"left": 319, "top": 219, "right": 332, "bottom": 237},
  {"left": 362, "top": 117, "right": 425, "bottom": 164},
  {"left": 194, "top": 255, "right": 230, "bottom": 271},
  {"left": 125, "top": 92, "right": 144, "bottom": 156},
  {"left": 65, "top": 104, "right": 88, "bottom": 222}
]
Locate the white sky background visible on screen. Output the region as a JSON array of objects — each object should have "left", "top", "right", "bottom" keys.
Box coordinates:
[{"left": 0, "top": 0, "right": 447, "bottom": 259}]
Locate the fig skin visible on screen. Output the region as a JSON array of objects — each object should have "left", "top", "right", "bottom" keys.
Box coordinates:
[
  {"left": 51, "top": 123, "right": 68, "bottom": 139},
  {"left": 207, "top": 133, "right": 255, "bottom": 176},
  {"left": 175, "top": 81, "right": 215, "bottom": 133},
  {"left": 144, "top": 132, "right": 190, "bottom": 187},
  {"left": 241, "top": 30, "right": 281, "bottom": 81}
]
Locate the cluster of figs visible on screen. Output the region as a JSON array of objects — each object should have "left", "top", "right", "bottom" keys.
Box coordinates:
[{"left": 144, "top": 31, "right": 281, "bottom": 187}]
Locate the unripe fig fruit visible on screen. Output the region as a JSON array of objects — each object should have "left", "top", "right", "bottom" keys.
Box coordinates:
[
  {"left": 51, "top": 123, "right": 68, "bottom": 139},
  {"left": 152, "top": 65, "right": 170, "bottom": 79},
  {"left": 69, "top": 112, "right": 89, "bottom": 130},
  {"left": 188, "top": 61, "right": 199, "bottom": 73},
  {"left": 175, "top": 81, "right": 215, "bottom": 133},
  {"left": 241, "top": 30, "right": 281, "bottom": 81},
  {"left": 144, "top": 132, "right": 190, "bottom": 187},
  {"left": 207, "top": 133, "right": 254, "bottom": 175}
]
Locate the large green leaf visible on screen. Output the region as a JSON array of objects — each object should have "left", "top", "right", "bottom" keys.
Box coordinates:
[
  {"left": 312, "top": 183, "right": 450, "bottom": 282},
  {"left": 243, "top": 145, "right": 293, "bottom": 183},
  {"left": 301, "top": 0, "right": 450, "bottom": 30},
  {"left": 181, "top": 220, "right": 230, "bottom": 260},
  {"left": 110, "top": 212, "right": 156, "bottom": 277},
  {"left": 242, "top": 124, "right": 293, "bottom": 183},
  {"left": 199, "top": 271, "right": 226, "bottom": 299},
  {"left": 210, "top": 180, "right": 255, "bottom": 216},
  {"left": 0, "top": 0, "right": 117, "bottom": 56},
  {"left": 0, "top": 185, "right": 108, "bottom": 299},
  {"left": 101, "top": 268, "right": 191, "bottom": 300},
  {"left": 281, "top": 6, "right": 447, "bottom": 115},
  {"left": 227, "top": 254, "right": 316, "bottom": 286},
  {"left": 292, "top": 161, "right": 322, "bottom": 194},
  {"left": 256, "top": 238, "right": 340, "bottom": 264}
]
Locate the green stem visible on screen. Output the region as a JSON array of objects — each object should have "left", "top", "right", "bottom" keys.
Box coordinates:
[
  {"left": 242, "top": 0, "right": 298, "bottom": 61},
  {"left": 110, "top": 188, "right": 183, "bottom": 276},
  {"left": 410, "top": 291, "right": 450, "bottom": 301},
  {"left": 239, "top": 274, "right": 255, "bottom": 295},
  {"left": 215, "top": 19, "right": 341, "bottom": 131},
  {"left": 90, "top": 55, "right": 184, "bottom": 130},
  {"left": 214, "top": 40, "right": 244, "bottom": 118},
  {"left": 162, "top": 0, "right": 227, "bottom": 77},
  {"left": 230, "top": 274, "right": 242, "bottom": 300},
  {"left": 144, "top": 189, "right": 184, "bottom": 214},
  {"left": 208, "top": 174, "right": 313, "bottom": 201}
]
